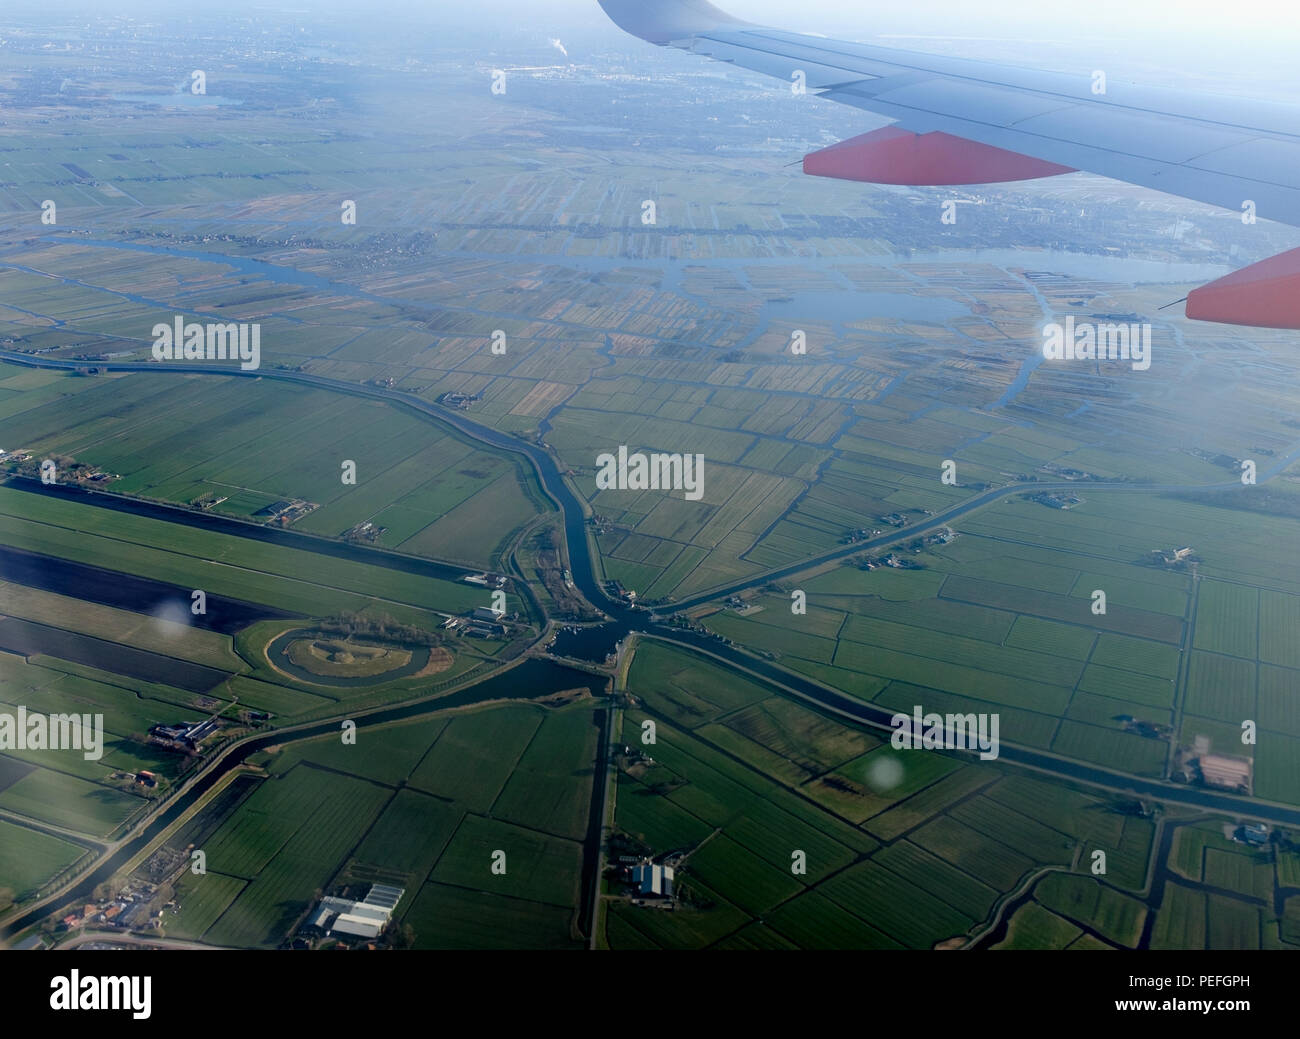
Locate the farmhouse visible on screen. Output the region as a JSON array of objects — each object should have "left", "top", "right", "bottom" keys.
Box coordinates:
[
  {"left": 1032, "top": 492, "right": 1083, "bottom": 510},
  {"left": 149, "top": 718, "right": 219, "bottom": 750},
  {"left": 462, "top": 573, "right": 508, "bottom": 589},
  {"left": 255, "top": 500, "right": 295, "bottom": 519},
  {"left": 632, "top": 863, "right": 674, "bottom": 898}
]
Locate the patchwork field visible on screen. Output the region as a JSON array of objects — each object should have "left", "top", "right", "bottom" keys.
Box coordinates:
[
  {"left": 0, "top": 478, "right": 532, "bottom": 902},
  {"left": 0, "top": 364, "right": 549, "bottom": 571},
  {"left": 159, "top": 701, "right": 601, "bottom": 949},
  {"left": 605, "top": 640, "right": 1244, "bottom": 950},
  {"left": 699, "top": 490, "right": 1300, "bottom": 803},
  {"left": 3, "top": 15, "right": 1300, "bottom": 957}
]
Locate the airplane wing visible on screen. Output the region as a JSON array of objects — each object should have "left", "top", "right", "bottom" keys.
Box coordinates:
[{"left": 598, "top": 0, "right": 1300, "bottom": 329}]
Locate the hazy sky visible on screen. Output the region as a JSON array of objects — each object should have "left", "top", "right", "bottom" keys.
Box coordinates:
[
  {"left": 399, "top": 0, "right": 1300, "bottom": 99},
  {"left": 425, "top": 0, "right": 1300, "bottom": 87},
  {"left": 10, "top": 0, "right": 1300, "bottom": 89},
  {"left": 14, "top": 0, "right": 1300, "bottom": 48},
  {"left": 438, "top": 0, "right": 1300, "bottom": 40}
]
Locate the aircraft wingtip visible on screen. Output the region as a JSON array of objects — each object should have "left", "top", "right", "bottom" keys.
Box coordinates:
[{"left": 598, "top": 0, "right": 752, "bottom": 45}]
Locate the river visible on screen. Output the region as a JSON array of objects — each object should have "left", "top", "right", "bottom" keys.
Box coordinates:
[{"left": 5, "top": 353, "right": 1300, "bottom": 890}]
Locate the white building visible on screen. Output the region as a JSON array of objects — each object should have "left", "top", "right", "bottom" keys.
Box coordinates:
[
  {"left": 331, "top": 913, "right": 386, "bottom": 939},
  {"left": 309, "top": 884, "right": 406, "bottom": 940}
]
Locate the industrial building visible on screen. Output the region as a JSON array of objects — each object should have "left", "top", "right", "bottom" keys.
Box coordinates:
[{"left": 307, "top": 883, "right": 405, "bottom": 941}]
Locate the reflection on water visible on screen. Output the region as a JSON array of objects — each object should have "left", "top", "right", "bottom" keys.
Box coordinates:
[
  {"left": 548, "top": 623, "right": 622, "bottom": 662},
  {"left": 46, "top": 237, "right": 1233, "bottom": 290},
  {"left": 990, "top": 353, "right": 1046, "bottom": 409}
]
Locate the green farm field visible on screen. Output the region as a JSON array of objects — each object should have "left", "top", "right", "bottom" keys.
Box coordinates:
[
  {"left": 162, "top": 701, "right": 600, "bottom": 949},
  {"left": 0, "top": 472, "right": 536, "bottom": 901},
  {"left": 0, "top": 364, "right": 549, "bottom": 570},
  {"left": 698, "top": 490, "right": 1300, "bottom": 801},
  {"left": 0, "top": 818, "right": 87, "bottom": 909},
  {"left": 606, "top": 640, "right": 1199, "bottom": 950},
  {"left": 5, "top": 3, "right": 1300, "bottom": 960},
  {"left": 0, "top": 484, "right": 486, "bottom": 622}
]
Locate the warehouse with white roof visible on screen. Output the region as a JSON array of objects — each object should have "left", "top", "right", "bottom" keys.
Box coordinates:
[{"left": 307, "top": 884, "right": 406, "bottom": 940}]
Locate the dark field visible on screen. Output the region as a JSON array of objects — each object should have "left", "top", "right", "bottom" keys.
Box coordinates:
[
  {"left": 0, "top": 617, "right": 230, "bottom": 693},
  {"left": 0, "top": 544, "right": 287, "bottom": 635}
]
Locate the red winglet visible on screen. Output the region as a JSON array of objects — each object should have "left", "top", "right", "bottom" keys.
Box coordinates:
[
  {"left": 1185, "top": 247, "right": 1300, "bottom": 330},
  {"left": 803, "top": 126, "right": 1076, "bottom": 187}
]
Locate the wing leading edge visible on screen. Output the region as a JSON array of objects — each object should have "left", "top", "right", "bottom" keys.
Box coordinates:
[{"left": 599, "top": 0, "right": 1300, "bottom": 329}]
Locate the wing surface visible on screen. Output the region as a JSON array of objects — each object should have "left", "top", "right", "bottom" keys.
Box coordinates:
[{"left": 599, "top": 0, "right": 1300, "bottom": 227}]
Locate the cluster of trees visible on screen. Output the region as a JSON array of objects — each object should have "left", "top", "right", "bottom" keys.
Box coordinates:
[
  {"left": 385, "top": 921, "right": 417, "bottom": 949},
  {"left": 317, "top": 612, "right": 442, "bottom": 647}
]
